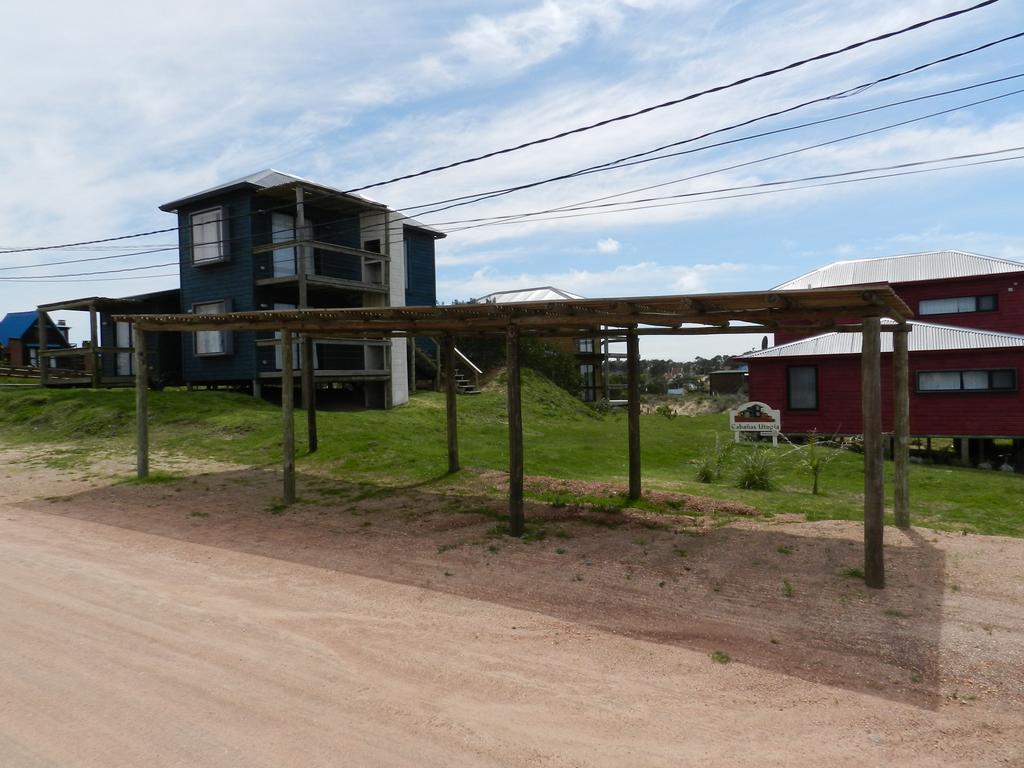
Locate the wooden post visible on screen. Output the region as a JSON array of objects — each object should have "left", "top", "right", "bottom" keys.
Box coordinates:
[
  {"left": 506, "top": 325, "right": 524, "bottom": 537},
  {"left": 89, "top": 302, "right": 100, "bottom": 388},
  {"left": 862, "top": 317, "right": 885, "bottom": 589},
  {"left": 434, "top": 339, "right": 441, "bottom": 392},
  {"left": 302, "top": 336, "right": 317, "bottom": 453},
  {"left": 134, "top": 326, "right": 149, "bottom": 480},
  {"left": 36, "top": 309, "right": 48, "bottom": 387},
  {"left": 893, "top": 324, "right": 910, "bottom": 529},
  {"left": 281, "top": 329, "right": 296, "bottom": 504},
  {"left": 252, "top": 378, "right": 262, "bottom": 399},
  {"left": 627, "top": 327, "right": 641, "bottom": 500},
  {"left": 960, "top": 437, "right": 971, "bottom": 465},
  {"left": 444, "top": 334, "right": 459, "bottom": 474}
]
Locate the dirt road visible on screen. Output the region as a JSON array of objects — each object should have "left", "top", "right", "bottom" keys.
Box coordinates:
[{"left": 1, "top": 449, "right": 1022, "bottom": 766}]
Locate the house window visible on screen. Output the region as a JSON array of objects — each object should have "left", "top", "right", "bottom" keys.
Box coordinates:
[
  {"left": 193, "top": 301, "right": 231, "bottom": 356},
  {"left": 787, "top": 365, "right": 818, "bottom": 410},
  {"left": 576, "top": 338, "right": 594, "bottom": 353},
  {"left": 190, "top": 207, "right": 228, "bottom": 265},
  {"left": 917, "top": 368, "right": 1016, "bottom": 392},
  {"left": 580, "top": 364, "right": 596, "bottom": 402},
  {"left": 918, "top": 294, "right": 996, "bottom": 316}
]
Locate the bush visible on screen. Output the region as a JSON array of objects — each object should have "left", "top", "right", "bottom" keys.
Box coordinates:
[
  {"left": 695, "top": 457, "right": 715, "bottom": 483},
  {"left": 695, "top": 434, "right": 734, "bottom": 484},
  {"left": 736, "top": 448, "right": 774, "bottom": 490}
]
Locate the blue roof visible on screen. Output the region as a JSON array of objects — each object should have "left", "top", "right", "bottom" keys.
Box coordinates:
[{"left": 0, "top": 311, "right": 38, "bottom": 345}]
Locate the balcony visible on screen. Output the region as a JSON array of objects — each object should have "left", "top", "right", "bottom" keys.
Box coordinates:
[
  {"left": 254, "top": 240, "right": 389, "bottom": 294},
  {"left": 256, "top": 337, "right": 390, "bottom": 382}
]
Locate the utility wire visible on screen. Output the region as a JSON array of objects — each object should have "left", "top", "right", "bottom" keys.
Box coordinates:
[
  {"left": 406, "top": 33, "right": 1024, "bottom": 217},
  {"left": 441, "top": 147, "right": 1024, "bottom": 232},
  {"left": 344, "top": 0, "right": 1003, "bottom": 193},
  {"left": 0, "top": 261, "right": 178, "bottom": 280},
  {"left": 427, "top": 85, "right": 1024, "bottom": 227}
]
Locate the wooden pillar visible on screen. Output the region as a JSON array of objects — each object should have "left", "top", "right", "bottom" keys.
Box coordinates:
[
  {"left": 434, "top": 339, "right": 441, "bottom": 392},
  {"left": 506, "top": 325, "right": 524, "bottom": 537},
  {"left": 301, "top": 336, "right": 317, "bottom": 453},
  {"left": 626, "top": 327, "right": 641, "bottom": 500},
  {"left": 281, "top": 329, "right": 296, "bottom": 504},
  {"left": 36, "top": 309, "right": 48, "bottom": 387},
  {"left": 252, "top": 378, "right": 262, "bottom": 399},
  {"left": 893, "top": 324, "right": 910, "bottom": 529},
  {"left": 89, "top": 302, "right": 100, "bottom": 388},
  {"left": 444, "top": 334, "right": 460, "bottom": 474},
  {"left": 960, "top": 437, "right": 971, "bottom": 465},
  {"left": 134, "top": 326, "right": 149, "bottom": 479},
  {"left": 862, "top": 317, "right": 885, "bottom": 589}
]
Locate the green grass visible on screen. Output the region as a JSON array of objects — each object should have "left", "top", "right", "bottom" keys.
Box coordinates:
[{"left": 1, "top": 371, "right": 1022, "bottom": 536}]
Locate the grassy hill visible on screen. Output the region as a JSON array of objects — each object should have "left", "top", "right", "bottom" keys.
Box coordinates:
[{"left": 1, "top": 373, "right": 1021, "bottom": 536}]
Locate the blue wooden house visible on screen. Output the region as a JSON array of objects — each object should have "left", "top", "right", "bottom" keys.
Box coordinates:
[
  {"left": 0, "top": 311, "right": 71, "bottom": 367},
  {"left": 158, "top": 169, "right": 444, "bottom": 408}
]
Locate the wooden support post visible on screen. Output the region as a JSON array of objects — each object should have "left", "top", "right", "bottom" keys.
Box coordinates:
[
  {"left": 506, "top": 325, "right": 524, "bottom": 537},
  {"left": 252, "top": 378, "right": 262, "bottom": 399},
  {"left": 434, "top": 339, "right": 441, "bottom": 392},
  {"left": 134, "top": 326, "right": 149, "bottom": 480},
  {"left": 37, "top": 309, "right": 48, "bottom": 387},
  {"left": 960, "top": 437, "right": 971, "bottom": 465},
  {"left": 302, "top": 336, "right": 317, "bottom": 453},
  {"left": 626, "top": 327, "right": 641, "bottom": 500},
  {"left": 89, "top": 302, "right": 100, "bottom": 388},
  {"left": 893, "top": 324, "right": 910, "bottom": 529},
  {"left": 862, "top": 317, "right": 885, "bottom": 589},
  {"left": 281, "top": 329, "right": 296, "bottom": 504},
  {"left": 444, "top": 334, "right": 459, "bottom": 474}
]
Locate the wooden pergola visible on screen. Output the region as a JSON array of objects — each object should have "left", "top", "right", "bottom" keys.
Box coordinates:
[{"left": 119, "top": 284, "right": 913, "bottom": 588}]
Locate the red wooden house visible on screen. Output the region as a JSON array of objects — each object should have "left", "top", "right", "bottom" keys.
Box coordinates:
[{"left": 743, "top": 250, "right": 1024, "bottom": 465}]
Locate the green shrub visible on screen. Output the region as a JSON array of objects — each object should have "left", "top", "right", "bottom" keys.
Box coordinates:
[
  {"left": 736, "top": 448, "right": 774, "bottom": 490},
  {"left": 695, "top": 457, "right": 715, "bottom": 483}
]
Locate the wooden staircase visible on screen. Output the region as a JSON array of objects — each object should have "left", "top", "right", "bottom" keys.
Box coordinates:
[{"left": 453, "top": 369, "right": 481, "bottom": 395}]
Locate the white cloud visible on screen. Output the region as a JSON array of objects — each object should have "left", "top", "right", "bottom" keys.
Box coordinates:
[
  {"left": 596, "top": 237, "right": 621, "bottom": 253},
  {"left": 439, "top": 260, "right": 744, "bottom": 301}
]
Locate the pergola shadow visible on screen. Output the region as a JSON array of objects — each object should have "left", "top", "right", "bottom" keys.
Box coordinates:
[{"left": 27, "top": 466, "right": 945, "bottom": 710}]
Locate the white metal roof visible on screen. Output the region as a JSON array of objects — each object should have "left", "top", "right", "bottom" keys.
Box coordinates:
[
  {"left": 474, "top": 286, "right": 585, "bottom": 303},
  {"left": 741, "top": 320, "right": 1024, "bottom": 359},
  {"left": 158, "top": 168, "right": 445, "bottom": 236},
  {"left": 774, "top": 250, "right": 1024, "bottom": 290}
]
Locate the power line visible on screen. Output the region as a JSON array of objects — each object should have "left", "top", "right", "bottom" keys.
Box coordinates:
[
  {"left": 427, "top": 85, "right": 1024, "bottom": 228},
  {"left": 343, "top": 0, "right": 1003, "bottom": 194},
  {"left": 406, "top": 33, "right": 1024, "bottom": 217},
  {"left": 0, "top": 272, "right": 180, "bottom": 284},
  {"left": 0, "top": 246, "right": 179, "bottom": 272},
  {"left": 0, "top": 261, "right": 178, "bottom": 280},
  {"left": 440, "top": 147, "right": 1024, "bottom": 232}
]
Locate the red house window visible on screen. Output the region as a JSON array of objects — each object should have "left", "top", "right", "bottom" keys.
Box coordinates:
[
  {"left": 787, "top": 365, "right": 818, "bottom": 410},
  {"left": 918, "top": 294, "right": 996, "bottom": 316},
  {"left": 917, "top": 368, "right": 1016, "bottom": 392}
]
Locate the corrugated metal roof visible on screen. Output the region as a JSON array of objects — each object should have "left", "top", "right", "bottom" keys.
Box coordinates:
[
  {"left": 474, "top": 286, "right": 585, "bottom": 303},
  {"left": 0, "top": 311, "right": 38, "bottom": 345},
  {"left": 159, "top": 168, "right": 445, "bottom": 237},
  {"left": 741, "top": 320, "right": 1024, "bottom": 359},
  {"left": 774, "top": 250, "right": 1024, "bottom": 290}
]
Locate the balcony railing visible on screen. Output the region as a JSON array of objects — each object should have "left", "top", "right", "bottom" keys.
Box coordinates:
[{"left": 253, "top": 240, "right": 389, "bottom": 292}]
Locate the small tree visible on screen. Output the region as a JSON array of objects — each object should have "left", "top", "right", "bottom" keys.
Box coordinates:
[{"left": 800, "top": 431, "right": 840, "bottom": 495}]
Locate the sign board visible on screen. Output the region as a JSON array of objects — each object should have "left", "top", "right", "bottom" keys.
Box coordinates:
[{"left": 729, "top": 401, "right": 781, "bottom": 445}]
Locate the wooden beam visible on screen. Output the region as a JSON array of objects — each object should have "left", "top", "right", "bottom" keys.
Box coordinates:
[
  {"left": 627, "top": 328, "right": 641, "bottom": 500},
  {"left": 444, "top": 334, "right": 459, "bottom": 474},
  {"left": 37, "top": 309, "right": 48, "bottom": 387},
  {"left": 408, "top": 334, "right": 416, "bottom": 395},
  {"left": 134, "top": 325, "right": 148, "bottom": 480},
  {"left": 281, "top": 329, "right": 296, "bottom": 504},
  {"left": 861, "top": 316, "right": 885, "bottom": 589},
  {"left": 506, "top": 325, "right": 524, "bottom": 537},
  {"left": 893, "top": 324, "right": 910, "bottom": 529},
  {"left": 301, "top": 336, "right": 317, "bottom": 453},
  {"left": 89, "top": 302, "right": 100, "bottom": 389}
]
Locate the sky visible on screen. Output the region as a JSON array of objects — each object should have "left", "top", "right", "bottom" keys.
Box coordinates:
[{"left": 2, "top": 0, "right": 1024, "bottom": 360}]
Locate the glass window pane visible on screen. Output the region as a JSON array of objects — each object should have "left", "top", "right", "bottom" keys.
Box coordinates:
[
  {"left": 919, "top": 371, "right": 961, "bottom": 391},
  {"left": 977, "top": 294, "right": 997, "bottom": 311},
  {"left": 788, "top": 366, "right": 817, "bottom": 409},
  {"left": 192, "top": 209, "right": 224, "bottom": 264},
  {"left": 919, "top": 298, "right": 961, "bottom": 315},
  {"left": 991, "top": 369, "right": 1016, "bottom": 390},
  {"left": 962, "top": 371, "right": 988, "bottom": 390},
  {"left": 956, "top": 296, "right": 978, "bottom": 312}
]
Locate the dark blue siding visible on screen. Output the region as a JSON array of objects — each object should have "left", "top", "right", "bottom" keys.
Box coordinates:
[
  {"left": 178, "top": 192, "right": 257, "bottom": 382},
  {"left": 404, "top": 228, "right": 436, "bottom": 308}
]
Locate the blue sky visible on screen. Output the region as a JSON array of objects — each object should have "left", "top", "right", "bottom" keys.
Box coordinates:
[{"left": 2, "top": 0, "right": 1023, "bottom": 359}]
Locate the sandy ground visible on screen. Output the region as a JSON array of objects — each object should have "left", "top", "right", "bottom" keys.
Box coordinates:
[{"left": 1, "top": 446, "right": 1023, "bottom": 767}]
